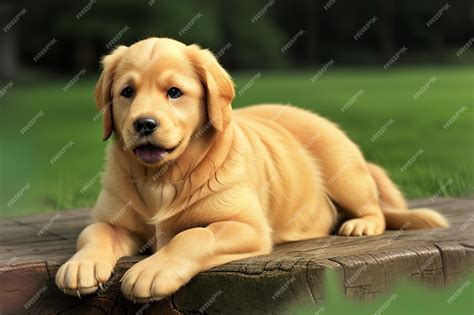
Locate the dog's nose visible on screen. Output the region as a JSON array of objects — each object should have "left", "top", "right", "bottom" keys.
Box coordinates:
[{"left": 134, "top": 117, "right": 159, "bottom": 136}]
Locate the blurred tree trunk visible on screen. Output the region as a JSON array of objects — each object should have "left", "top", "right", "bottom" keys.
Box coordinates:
[
  {"left": 0, "top": 3, "right": 18, "bottom": 81},
  {"left": 74, "top": 42, "right": 97, "bottom": 71},
  {"left": 304, "top": 0, "right": 320, "bottom": 65},
  {"left": 429, "top": 30, "right": 446, "bottom": 59},
  {"left": 377, "top": 0, "right": 396, "bottom": 61}
]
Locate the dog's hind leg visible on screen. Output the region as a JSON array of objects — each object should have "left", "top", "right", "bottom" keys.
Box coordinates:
[
  {"left": 292, "top": 113, "right": 386, "bottom": 236},
  {"left": 237, "top": 105, "right": 386, "bottom": 236}
]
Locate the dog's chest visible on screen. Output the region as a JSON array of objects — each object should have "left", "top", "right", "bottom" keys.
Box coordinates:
[{"left": 136, "top": 180, "right": 177, "bottom": 216}]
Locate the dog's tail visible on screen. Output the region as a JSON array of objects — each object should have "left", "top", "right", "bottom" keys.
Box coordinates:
[{"left": 367, "top": 163, "right": 449, "bottom": 229}]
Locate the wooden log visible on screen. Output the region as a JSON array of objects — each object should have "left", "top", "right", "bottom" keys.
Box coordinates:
[{"left": 0, "top": 198, "right": 472, "bottom": 314}]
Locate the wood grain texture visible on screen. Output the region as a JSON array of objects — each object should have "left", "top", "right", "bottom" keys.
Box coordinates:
[{"left": 0, "top": 198, "right": 473, "bottom": 314}]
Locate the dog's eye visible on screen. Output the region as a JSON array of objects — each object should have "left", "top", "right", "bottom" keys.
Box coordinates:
[
  {"left": 167, "top": 87, "right": 183, "bottom": 99},
  {"left": 121, "top": 86, "right": 134, "bottom": 98}
]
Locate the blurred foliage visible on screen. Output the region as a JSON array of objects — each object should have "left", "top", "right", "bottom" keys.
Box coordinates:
[
  {"left": 295, "top": 270, "right": 474, "bottom": 315},
  {"left": 0, "top": 0, "right": 472, "bottom": 77},
  {"left": 6, "top": 0, "right": 289, "bottom": 72}
]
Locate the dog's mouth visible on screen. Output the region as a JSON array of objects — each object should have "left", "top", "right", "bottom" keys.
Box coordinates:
[{"left": 133, "top": 143, "right": 177, "bottom": 164}]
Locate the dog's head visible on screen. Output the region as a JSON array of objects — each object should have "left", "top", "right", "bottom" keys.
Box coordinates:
[{"left": 95, "top": 38, "right": 235, "bottom": 166}]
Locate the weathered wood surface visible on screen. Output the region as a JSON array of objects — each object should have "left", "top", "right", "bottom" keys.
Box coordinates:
[{"left": 1, "top": 198, "right": 473, "bottom": 314}]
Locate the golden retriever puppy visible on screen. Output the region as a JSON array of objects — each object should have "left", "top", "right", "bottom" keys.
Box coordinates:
[{"left": 55, "top": 38, "right": 448, "bottom": 302}]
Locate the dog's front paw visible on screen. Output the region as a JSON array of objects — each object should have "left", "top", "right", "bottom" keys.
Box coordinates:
[
  {"left": 338, "top": 216, "right": 385, "bottom": 236},
  {"left": 55, "top": 256, "right": 114, "bottom": 297},
  {"left": 121, "top": 255, "right": 197, "bottom": 303}
]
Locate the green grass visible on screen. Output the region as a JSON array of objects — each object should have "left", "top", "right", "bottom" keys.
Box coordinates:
[
  {"left": 1, "top": 66, "right": 473, "bottom": 216},
  {"left": 294, "top": 270, "right": 474, "bottom": 315}
]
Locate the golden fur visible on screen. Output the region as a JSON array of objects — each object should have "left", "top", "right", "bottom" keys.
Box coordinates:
[{"left": 56, "top": 38, "right": 448, "bottom": 302}]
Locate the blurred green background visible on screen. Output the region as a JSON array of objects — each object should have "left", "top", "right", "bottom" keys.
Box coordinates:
[
  {"left": 0, "top": 0, "right": 473, "bottom": 217},
  {"left": 295, "top": 269, "right": 474, "bottom": 315}
]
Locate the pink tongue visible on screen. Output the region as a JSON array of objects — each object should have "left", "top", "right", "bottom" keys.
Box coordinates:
[{"left": 135, "top": 145, "right": 168, "bottom": 163}]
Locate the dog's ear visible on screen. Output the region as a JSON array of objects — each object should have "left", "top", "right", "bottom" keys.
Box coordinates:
[
  {"left": 187, "top": 44, "right": 235, "bottom": 133},
  {"left": 94, "top": 46, "right": 128, "bottom": 141}
]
